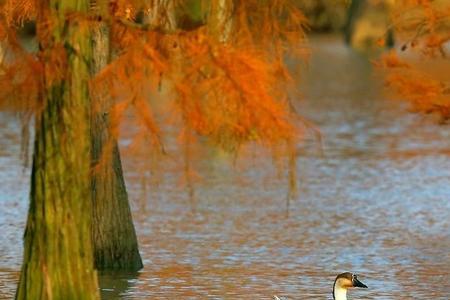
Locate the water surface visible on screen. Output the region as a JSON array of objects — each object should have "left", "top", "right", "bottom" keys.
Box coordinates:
[{"left": 1, "top": 36, "right": 449, "bottom": 299}]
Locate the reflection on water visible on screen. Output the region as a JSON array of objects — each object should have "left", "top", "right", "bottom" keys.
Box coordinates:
[
  {"left": 99, "top": 271, "right": 140, "bottom": 299},
  {"left": 1, "top": 36, "right": 450, "bottom": 299}
]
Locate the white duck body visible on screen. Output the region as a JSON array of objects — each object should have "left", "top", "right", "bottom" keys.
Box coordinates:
[{"left": 273, "top": 272, "right": 367, "bottom": 300}]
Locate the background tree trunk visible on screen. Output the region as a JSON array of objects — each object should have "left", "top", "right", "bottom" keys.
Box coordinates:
[
  {"left": 90, "top": 15, "right": 143, "bottom": 271},
  {"left": 208, "top": 0, "right": 234, "bottom": 42},
  {"left": 344, "top": 0, "right": 394, "bottom": 50},
  {"left": 144, "top": 0, "right": 177, "bottom": 30},
  {"left": 15, "top": 1, "right": 99, "bottom": 299}
]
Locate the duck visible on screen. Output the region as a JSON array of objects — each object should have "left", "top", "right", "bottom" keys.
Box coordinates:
[
  {"left": 333, "top": 272, "right": 367, "bottom": 300},
  {"left": 273, "top": 272, "right": 367, "bottom": 300}
]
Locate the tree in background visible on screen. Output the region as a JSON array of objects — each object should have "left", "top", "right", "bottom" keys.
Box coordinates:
[
  {"left": 379, "top": 0, "right": 450, "bottom": 122},
  {"left": 0, "top": 0, "right": 307, "bottom": 298},
  {"left": 296, "top": 0, "right": 348, "bottom": 32},
  {"left": 344, "top": 0, "right": 394, "bottom": 52}
]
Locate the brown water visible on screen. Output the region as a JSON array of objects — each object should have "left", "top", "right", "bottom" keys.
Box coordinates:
[{"left": 1, "top": 36, "right": 450, "bottom": 299}]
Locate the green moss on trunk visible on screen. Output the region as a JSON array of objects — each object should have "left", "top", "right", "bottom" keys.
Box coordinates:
[{"left": 16, "top": 1, "right": 99, "bottom": 299}]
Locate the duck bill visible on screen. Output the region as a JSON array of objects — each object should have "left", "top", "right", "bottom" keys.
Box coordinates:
[{"left": 353, "top": 277, "right": 368, "bottom": 288}]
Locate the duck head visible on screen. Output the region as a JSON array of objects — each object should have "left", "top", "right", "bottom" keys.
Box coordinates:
[{"left": 333, "top": 272, "right": 367, "bottom": 300}]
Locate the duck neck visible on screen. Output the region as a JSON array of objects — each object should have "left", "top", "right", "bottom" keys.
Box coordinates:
[{"left": 333, "top": 286, "right": 347, "bottom": 300}]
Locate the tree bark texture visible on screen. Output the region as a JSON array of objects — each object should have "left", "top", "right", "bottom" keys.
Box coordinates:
[
  {"left": 208, "top": 0, "right": 234, "bottom": 42},
  {"left": 90, "top": 20, "right": 143, "bottom": 271},
  {"left": 144, "top": 0, "right": 177, "bottom": 30},
  {"left": 16, "top": 0, "right": 99, "bottom": 299}
]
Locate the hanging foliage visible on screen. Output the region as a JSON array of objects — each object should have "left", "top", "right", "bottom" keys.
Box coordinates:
[
  {"left": 0, "top": 0, "right": 309, "bottom": 195},
  {"left": 380, "top": 0, "right": 450, "bottom": 122}
]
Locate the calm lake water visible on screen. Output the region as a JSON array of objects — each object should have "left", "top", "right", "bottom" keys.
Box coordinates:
[{"left": 1, "top": 36, "right": 450, "bottom": 299}]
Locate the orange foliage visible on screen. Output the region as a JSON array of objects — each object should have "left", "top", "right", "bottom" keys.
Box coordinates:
[
  {"left": 1, "top": 0, "right": 37, "bottom": 26},
  {"left": 174, "top": 31, "right": 297, "bottom": 148},
  {"left": 380, "top": 0, "right": 450, "bottom": 122},
  {"left": 0, "top": 0, "right": 308, "bottom": 196},
  {"left": 232, "top": 0, "right": 308, "bottom": 52},
  {"left": 0, "top": 18, "right": 40, "bottom": 112},
  {"left": 383, "top": 57, "right": 450, "bottom": 118}
]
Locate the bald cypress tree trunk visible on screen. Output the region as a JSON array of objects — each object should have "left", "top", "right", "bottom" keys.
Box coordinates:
[
  {"left": 144, "top": 0, "right": 177, "bottom": 29},
  {"left": 208, "top": 0, "right": 234, "bottom": 42},
  {"left": 15, "top": 1, "right": 99, "bottom": 299},
  {"left": 90, "top": 21, "right": 143, "bottom": 271}
]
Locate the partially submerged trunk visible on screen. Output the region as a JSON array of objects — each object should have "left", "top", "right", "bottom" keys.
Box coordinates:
[
  {"left": 90, "top": 19, "right": 143, "bottom": 271},
  {"left": 16, "top": 1, "right": 99, "bottom": 299}
]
